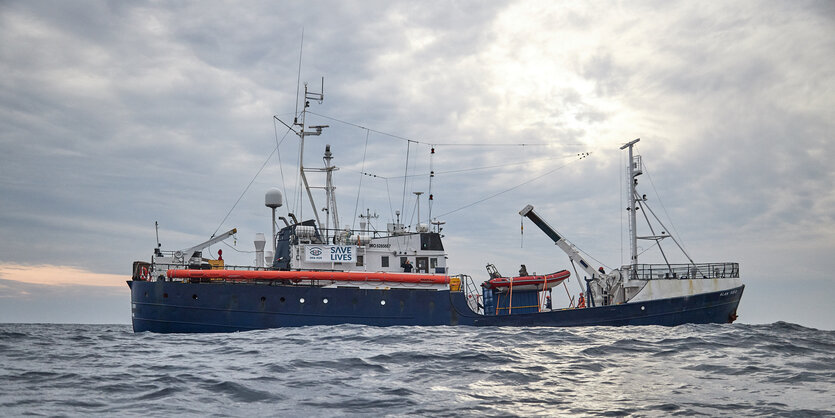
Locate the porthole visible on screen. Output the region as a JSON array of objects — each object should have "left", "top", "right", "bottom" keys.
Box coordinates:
[
  {"left": 323, "top": 298, "right": 329, "bottom": 304},
  {"left": 380, "top": 300, "right": 386, "bottom": 306},
  {"left": 260, "top": 296, "right": 266, "bottom": 302},
  {"left": 163, "top": 293, "right": 168, "bottom": 298},
  {"left": 300, "top": 298, "right": 305, "bottom": 303},
  {"left": 641, "top": 306, "right": 645, "bottom": 311},
  {"left": 280, "top": 297, "right": 286, "bottom": 303},
  {"left": 192, "top": 294, "right": 198, "bottom": 300}
]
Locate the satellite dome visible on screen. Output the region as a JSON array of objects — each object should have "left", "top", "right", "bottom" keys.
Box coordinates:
[{"left": 265, "top": 188, "right": 283, "bottom": 209}]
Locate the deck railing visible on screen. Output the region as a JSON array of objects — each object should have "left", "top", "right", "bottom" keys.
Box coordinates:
[{"left": 629, "top": 262, "right": 739, "bottom": 280}]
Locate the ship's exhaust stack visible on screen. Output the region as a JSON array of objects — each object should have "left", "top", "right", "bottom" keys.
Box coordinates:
[{"left": 254, "top": 233, "right": 266, "bottom": 268}]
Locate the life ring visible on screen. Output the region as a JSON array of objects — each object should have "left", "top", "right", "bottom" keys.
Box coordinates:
[{"left": 139, "top": 266, "right": 150, "bottom": 281}]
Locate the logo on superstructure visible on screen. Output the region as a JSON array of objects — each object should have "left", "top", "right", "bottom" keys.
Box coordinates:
[{"left": 309, "top": 247, "right": 323, "bottom": 256}]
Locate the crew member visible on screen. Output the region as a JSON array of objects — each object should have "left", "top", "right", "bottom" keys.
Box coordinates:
[
  {"left": 545, "top": 295, "right": 552, "bottom": 310},
  {"left": 578, "top": 293, "right": 586, "bottom": 308},
  {"left": 519, "top": 264, "right": 528, "bottom": 276},
  {"left": 402, "top": 259, "right": 413, "bottom": 273},
  {"left": 598, "top": 266, "right": 605, "bottom": 275}
]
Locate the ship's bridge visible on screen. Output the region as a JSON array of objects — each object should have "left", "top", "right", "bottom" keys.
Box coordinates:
[{"left": 275, "top": 220, "right": 448, "bottom": 275}]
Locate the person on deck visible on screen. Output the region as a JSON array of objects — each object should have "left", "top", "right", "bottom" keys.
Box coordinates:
[
  {"left": 545, "top": 295, "right": 552, "bottom": 310},
  {"left": 402, "top": 259, "right": 413, "bottom": 273}
]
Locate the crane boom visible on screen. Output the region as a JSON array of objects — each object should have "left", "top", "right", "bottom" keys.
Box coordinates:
[
  {"left": 176, "top": 228, "right": 238, "bottom": 260},
  {"left": 519, "top": 205, "right": 600, "bottom": 280}
]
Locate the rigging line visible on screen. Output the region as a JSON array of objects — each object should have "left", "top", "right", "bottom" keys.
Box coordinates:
[
  {"left": 637, "top": 240, "right": 660, "bottom": 257},
  {"left": 293, "top": 126, "right": 302, "bottom": 217},
  {"left": 385, "top": 153, "right": 584, "bottom": 179},
  {"left": 636, "top": 197, "right": 672, "bottom": 271},
  {"left": 221, "top": 241, "right": 255, "bottom": 254},
  {"left": 308, "top": 111, "right": 419, "bottom": 144},
  {"left": 638, "top": 190, "right": 696, "bottom": 265},
  {"left": 573, "top": 243, "right": 613, "bottom": 271},
  {"left": 384, "top": 178, "right": 395, "bottom": 222},
  {"left": 212, "top": 145, "right": 278, "bottom": 237},
  {"left": 642, "top": 158, "right": 689, "bottom": 254},
  {"left": 435, "top": 154, "right": 590, "bottom": 219},
  {"left": 432, "top": 143, "right": 569, "bottom": 147},
  {"left": 352, "top": 129, "right": 371, "bottom": 231},
  {"left": 343, "top": 152, "right": 584, "bottom": 180},
  {"left": 307, "top": 111, "right": 556, "bottom": 147},
  {"left": 570, "top": 260, "right": 585, "bottom": 293},
  {"left": 294, "top": 28, "right": 304, "bottom": 119},
  {"left": 352, "top": 171, "right": 389, "bottom": 179},
  {"left": 273, "top": 119, "right": 291, "bottom": 212},
  {"left": 400, "top": 140, "right": 412, "bottom": 219},
  {"left": 407, "top": 192, "right": 419, "bottom": 227}
]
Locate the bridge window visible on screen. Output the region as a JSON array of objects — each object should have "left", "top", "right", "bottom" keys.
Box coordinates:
[
  {"left": 357, "top": 255, "right": 364, "bottom": 266},
  {"left": 382, "top": 256, "right": 389, "bottom": 267},
  {"left": 420, "top": 233, "right": 444, "bottom": 250}
]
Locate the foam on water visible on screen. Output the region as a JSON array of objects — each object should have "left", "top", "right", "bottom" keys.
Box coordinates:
[{"left": 0, "top": 322, "right": 833, "bottom": 416}]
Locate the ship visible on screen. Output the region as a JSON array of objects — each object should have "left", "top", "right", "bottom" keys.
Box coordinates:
[{"left": 128, "top": 84, "right": 744, "bottom": 333}]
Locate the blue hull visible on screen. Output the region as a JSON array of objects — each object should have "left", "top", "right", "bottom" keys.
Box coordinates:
[{"left": 128, "top": 281, "right": 744, "bottom": 333}]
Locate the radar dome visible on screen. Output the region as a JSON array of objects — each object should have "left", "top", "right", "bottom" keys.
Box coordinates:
[{"left": 265, "top": 188, "right": 283, "bottom": 208}]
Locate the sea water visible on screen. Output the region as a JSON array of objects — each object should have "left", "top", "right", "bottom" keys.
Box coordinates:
[{"left": 0, "top": 322, "right": 832, "bottom": 416}]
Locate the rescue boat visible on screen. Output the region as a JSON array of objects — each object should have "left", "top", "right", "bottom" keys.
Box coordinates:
[{"left": 481, "top": 270, "right": 570, "bottom": 292}]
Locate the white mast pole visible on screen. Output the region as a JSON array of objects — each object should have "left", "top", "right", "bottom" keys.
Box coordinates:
[
  {"left": 620, "top": 138, "right": 640, "bottom": 278},
  {"left": 296, "top": 83, "right": 325, "bottom": 230}
]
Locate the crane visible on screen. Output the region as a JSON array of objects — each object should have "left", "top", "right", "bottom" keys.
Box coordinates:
[
  {"left": 519, "top": 205, "right": 621, "bottom": 305},
  {"left": 173, "top": 228, "right": 238, "bottom": 264}
]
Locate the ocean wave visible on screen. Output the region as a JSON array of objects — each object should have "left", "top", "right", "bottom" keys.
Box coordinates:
[{"left": 0, "top": 322, "right": 832, "bottom": 416}]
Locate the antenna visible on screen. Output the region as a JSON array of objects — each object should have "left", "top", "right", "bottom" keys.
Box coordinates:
[
  {"left": 295, "top": 79, "right": 328, "bottom": 231},
  {"left": 428, "top": 146, "right": 435, "bottom": 222},
  {"left": 359, "top": 209, "right": 379, "bottom": 235},
  {"left": 431, "top": 218, "right": 445, "bottom": 233},
  {"left": 413, "top": 191, "right": 424, "bottom": 226},
  {"left": 294, "top": 28, "right": 304, "bottom": 124}
]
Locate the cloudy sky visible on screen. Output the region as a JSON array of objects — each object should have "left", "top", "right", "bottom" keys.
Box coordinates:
[{"left": 1, "top": 1, "right": 833, "bottom": 329}]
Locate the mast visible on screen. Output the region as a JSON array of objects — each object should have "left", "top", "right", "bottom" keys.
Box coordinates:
[
  {"left": 323, "top": 144, "right": 340, "bottom": 240},
  {"left": 294, "top": 80, "right": 327, "bottom": 231},
  {"left": 620, "top": 138, "right": 641, "bottom": 277}
]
